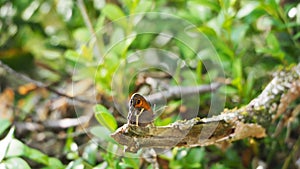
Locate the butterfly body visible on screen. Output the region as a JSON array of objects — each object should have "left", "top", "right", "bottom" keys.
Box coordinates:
[{"left": 128, "top": 93, "right": 154, "bottom": 127}]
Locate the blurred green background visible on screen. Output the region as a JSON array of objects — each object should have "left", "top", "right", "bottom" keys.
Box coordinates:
[{"left": 0, "top": 0, "right": 300, "bottom": 168}]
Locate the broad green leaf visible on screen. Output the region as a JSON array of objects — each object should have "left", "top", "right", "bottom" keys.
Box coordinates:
[
  {"left": 102, "top": 4, "right": 125, "bottom": 20},
  {"left": 186, "top": 148, "right": 205, "bottom": 164},
  {"left": 266, "top": 33, "right": 280, "bottom": 50},
  {"left": 212, "top": 39, "right": 235, "bottom": 60},
  {"left": 82, "top": 143, "right": 98, "bottom": 165},
  {"left": 47, "top": 158, "right": 65, "bottom": 169},
  {"left": 186, "top": 163, "right": 201, "bottom": 168},
  {"left": 102, "top": 4, "right": 127, "bottom": 28},
  {"left": 169, "top": 160, "right": 182, "bottom": 169},
  {"left": 73, "top": 27, "right": 90, "bottom": 43},
  {"left": 197, "top": 26, "right": 217, "bottom": 37},
  {"left": 219, "top": 85, "right": 238, "bottom": 95},
  {"left": 0, "top": 127, "right": 15, "bottom": 162},
  {"left": 231, "top": 58, "right": 243, "bottom": 95},
  {"left": 135, "top": 1, "right": 153, "bottom": 13},
  {"left": 236, "top": 2, "right": 259, "bottom": 18},
  {"left": 261, "top": 2, "right": 280, "bottom": 19},
  {"left": 2, "top": 157, "right": 30, "bottom": 169},
  {"left": 64, "top": 50, "right": 81, "bottom": 63},
  {"left": 6, "top": 139, "right": 64, "bottom": 168},
  {"left": 220, "top": 0, "right": 231, "bottom": 11},
  {"left": 231, "top": 25, "right": 249, "bottom": 46},
  {"left": 6, "top": 139, "right": 25, "bottom": 157},
  {"left": 191, "top": 0, "right": 220, "bottom": 12},
  {"left": 232, "top": 58, "right": 242, "bottom": 79},
  {"left": 121, "top": 156, "right": 139, "bottom": 169},
  {"left": 94, "top": 104, "right": 117, "bottom": 132},
  {"left": 25, "top": 147, "right": 64, "bottom": 168},
  {"left": 256, "top": 33, "right": 285, "bottom": 60},
  {"left": 211, "top": 163, "right": 230, "bottom": 169},
  {"left": 90, "top": 126, "right": 111, "bottom": 141},
  {"left": 25, "top": 147, "right": 49, "bottom": 164},
  {"left": 0, "top": 119, "right": 11, "bottom": 135}
]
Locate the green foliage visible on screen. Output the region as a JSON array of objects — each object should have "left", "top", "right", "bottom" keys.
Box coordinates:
[
  {"left": 0, "top": 119, "right": 11, "bottom": 136},
  {"left": 0, "top": 123, "right": 64, "bottom": 169},
  {"left": 211, "top": 163, "right": 231, "bottom": 169},
  {"left": 169, "top": 148, "right": 206, "bottom": 169},
  {"left": 94, "top": 104, "right": 117, "bottom": 132}
]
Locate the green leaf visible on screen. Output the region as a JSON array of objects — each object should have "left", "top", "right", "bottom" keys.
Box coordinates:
[
  {"left": 169, "top": 160, "right": 182, "bottom": 169},
  {"left": 0, "top": 127, "right": 15, "bottom": 162},
  {"left": 211, "top": 163, "right": 230, "bottom": 169},
  {"left": 293, "top": 31, "right": 300, "bottom": 40},
  {"left": 73, "top": 27, "right": 91, "bottom": 43},
  {"left": 0, "top": 119, "right": 11, "bottom": 135},
  {"left": 2, "top": 157, "right": 30, "bottom": 169},
  {"left": 90, "top": 126, "right": 111, "bottom": 141},
  {"left": 197, "top": 26, "right": 217, "bottom": 37},
  {"left": 25, "top": 147, "right": 64, "bottom": 168},
  {"left": 266, "top": 33, "right": 280, "bottom": 50},
  {"left": 82, "top": 143, "right": 98, "bottom": 165},
  {"left": 186, "top": 148, "right": 205, "bottom": 164},
  {"left": 244, "top": 70, "right": 255, "bottom": 102},
  {"left": 6, "top": 139, "right": 25, "bottom": 157},
  {"left": 219, "top": 85, "right": 238, "bottom": 95},
  {"left": 121, "top": 156, "right": 139, "bottom": 169},
  {"left": 48, "top": 158, "right": 65, "bottom": 169},
  {"left": 102, "top": 4, "right": 127, "bottom": 28},
  {"left": 102, "top": 4, "right": 125, "bottom": 20},
  {"left": 6, "top": 139, "right": 64, "bottom": 168},
  {"left": 232, "top": 58, "right": 242, "bottom": 79},
  {"left": 64, "top": 50, "right": 81, "bottom": 63},
  {"left": 231, "top": 24, "right": 249, "bottom": 46},
  {"left": 135, "top": 1, "right": 153, "bottom": 13},
  {"left": 191, "top": 0, "right": 220, "bottom": 12},
  {"left": 256, "top": 33, "right": 285, "bottom": 61},
  {"left": 94, "top": 104, "right": 117, "bottom": 132},
  {"left": 25, "top": 147, "right": 50, "bottom": 165}
]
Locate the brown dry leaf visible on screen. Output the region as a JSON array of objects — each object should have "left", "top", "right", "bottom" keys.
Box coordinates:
[
  {"left": 18, "top": 83, "right": 37, "bottom": 95},
  {"left": 234, "top": 122, "right": 266, "bottom": 140},
  {"left": 0, "top": 88, "right": 15, "bottom": 121},
  {"left": 53, "top": 79, "right": 95, "bottom": 112},
  {"left": 275, "top": 79, "right": 300, "bottom": 120},
  {"left": 51, "top": 97, "right": 68, "bottom": 111}
]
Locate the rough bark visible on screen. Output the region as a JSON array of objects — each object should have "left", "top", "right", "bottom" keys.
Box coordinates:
[{"left": 111, "top": 64, "right": 300, "bottom": 153}]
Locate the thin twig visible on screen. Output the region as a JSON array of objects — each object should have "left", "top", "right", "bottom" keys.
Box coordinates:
[
  {"left": 14, "top": 115, "right": 91, "bottom": 133},
  {"left": 0, "top": 60, "right": 96, "bottom": 104},
  {"left": 77, "top": 0, "right": 104, "bottom": 59},
  {"left": 43, "top": 115, "right": 91, "bottom": 129},
  {"left": 145, "top": 82, "right": 222, "bottom": 104}
]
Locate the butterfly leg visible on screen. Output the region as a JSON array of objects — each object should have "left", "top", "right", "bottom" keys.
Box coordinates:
[{"left": 135, "top": 108, "right": 144, "bottom": 127}]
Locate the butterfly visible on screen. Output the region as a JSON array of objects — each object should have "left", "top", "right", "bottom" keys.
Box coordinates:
[{"left": 127, "top": 93, "right": 154, "bottom": 127}]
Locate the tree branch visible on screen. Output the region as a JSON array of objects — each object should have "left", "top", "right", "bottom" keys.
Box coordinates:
[
  {"left": 14, "top": 115, "right": 91, "bottom": 134},
  {"left": 0, "top": 60, "right": 96, "bottom": 104},
  {"left": 111, "top": 64, "right": 300, "bottom": 152},
  {"left": 145, "top": 82, "right": 221, "bottom": 104}
]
